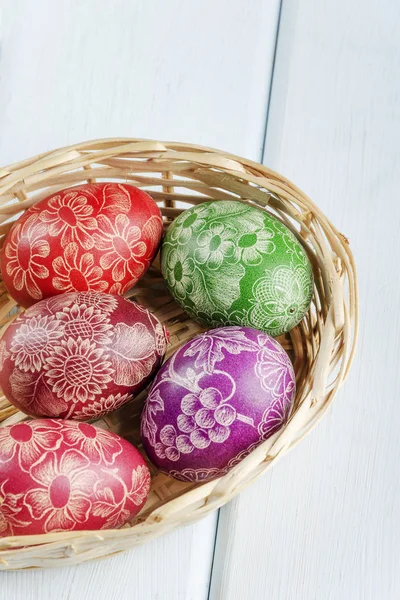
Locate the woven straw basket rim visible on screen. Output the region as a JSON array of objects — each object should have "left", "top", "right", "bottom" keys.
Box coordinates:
[{"left": 0, "top": 138, "right": 358, "bottom": 570}]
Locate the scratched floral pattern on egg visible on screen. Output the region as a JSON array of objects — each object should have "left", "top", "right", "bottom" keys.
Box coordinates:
[
  {"left": 0, "top": 183, "right": 163, "bottom": 307},
  {"left": 141, "top": 326, "right": 295, "bottom": 482},
  {"left": 0, "top": 292, "right": 168, "bottom": 420},
  {"left": 0, "top": 419, "right": 150, "bottom": 536},
  {"left": 161, "top": 200, "right": 313, "bottom": 336}
]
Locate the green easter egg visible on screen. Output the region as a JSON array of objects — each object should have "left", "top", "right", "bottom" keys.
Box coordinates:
[{"left": 161, "top": 200, "right": 313, "bottom": 336}]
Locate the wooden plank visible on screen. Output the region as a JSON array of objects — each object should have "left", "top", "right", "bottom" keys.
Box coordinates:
[
  {"left": 2, "top": 521, "right": 217, "bottom": 599},
  {"left": 0, "top": 0, "right": 280, "bottom": 164},
  {"left": 0, "top": 0, "right": 281, "bottom": 597},
  {"left": 209, "top": 1, "right": 400, "bottom": 598}
]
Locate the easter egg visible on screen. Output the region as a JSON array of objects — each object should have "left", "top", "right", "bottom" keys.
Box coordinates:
[
  {"left": 0, "top": 419, "right": 150, "bottom": 536},
  {"left": 161, "top": 200, "right": 313, "bottom": 336},
  {"left": 1, "top": 183, "right": 163, "bottom": 308},
  {"left": 0, "top": 291, "right": 168, "bottom": 420},
  {"left": 141, "top": 326, "right": 295, "bottom": 482}
]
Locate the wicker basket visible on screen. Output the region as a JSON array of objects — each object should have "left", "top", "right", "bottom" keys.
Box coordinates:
[{"left": 0, "top": 138, "right": 358, "bottom": 569}]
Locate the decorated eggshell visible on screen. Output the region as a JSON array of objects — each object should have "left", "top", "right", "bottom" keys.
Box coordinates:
[
  {"left": 0, "top": 183, "right": 163, "bottom": 308},
  {"left": 0, "top": 291, "right": 168, "bottom": 420},
  {"left": 0, "top": 419, "right": 150, "bottom": 536},
  {"left": 141, "top": 326, "right": 295, "bottom": 482},
  {"left": 161, "top": 200, "right": 313, "bottom": 336}
]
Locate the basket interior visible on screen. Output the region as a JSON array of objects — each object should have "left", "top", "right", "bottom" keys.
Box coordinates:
[{"left": 0, "top": 139, "right": 357, "bottom": 549}]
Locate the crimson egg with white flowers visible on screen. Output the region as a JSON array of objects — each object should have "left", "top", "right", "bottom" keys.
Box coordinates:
[
  {"left": 0, "top": 183, "right": 163, "bottom": 308},
  {"left": 0, "top": 292, "right": 168, "bottom": 420},
  {"left": 0, "top": 419, "right": 150, "bottom": 535}
]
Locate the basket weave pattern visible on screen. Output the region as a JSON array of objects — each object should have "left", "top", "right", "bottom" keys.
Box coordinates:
[{"left": 0, "top": 139, "right": 358, "bottom": 569}]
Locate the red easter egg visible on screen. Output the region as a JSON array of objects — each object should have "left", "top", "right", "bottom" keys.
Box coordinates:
[
  {"left": 0, "top": 292, "right": 168, "bottom": 420},
  {"left": 0, "top": 419, "right": 151, "bottom": 536},
  {"left": 0, "top": 183, "right": 163, "bottom": 308}
]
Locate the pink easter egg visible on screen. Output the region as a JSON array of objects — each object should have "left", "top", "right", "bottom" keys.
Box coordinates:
[
  {"left": 0, "top": 183, "right": 163, "bottom": 308},
  {"left": 0, "top": 292, "right": 168, "bottom": 420},
  {"left": 0, "top": 419, "right": 150, "bottom": 536}
]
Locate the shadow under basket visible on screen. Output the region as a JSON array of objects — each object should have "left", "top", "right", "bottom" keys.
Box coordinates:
[{"left": 0, "top": 138, "right": 358, "bottom": 569}]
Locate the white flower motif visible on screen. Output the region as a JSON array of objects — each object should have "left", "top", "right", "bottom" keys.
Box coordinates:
[
  {"left": 0, "top": 421, "right": 63, "bottom": 472},
  {"left": 75, "top": 291, "right": 118, "bottom": 313},
  {"left": 194, "top": 222, "right": 237, "bottom": 270},
  {"left": 162, "top": 243, "right": 245, "bottom": 315},
  {"left": 164, "top": 246, "right": 195, "bottom": 300},
  {"left": 44, "top": 338, "right": 113, "bottom": 403},
  {"left": 169, "top": 467, "right": 223, "bottom": 482},
  {"left": 4, "top": 213, "right": 50, "bottom": 300},
  {"left": 254, "top": 337, "right": 295, "bottom": 400},
  {"left": 52, "top": 242, "right": 108, "bottom": 293},
  {"left": 0, "top": 480, "right": 29, "bottom": 536},
  {"left": 258, "top": 395, "right": 292, "bottom": 439},
  {"left": 233, "top": 227, "right": 275, "bottom": 266},
  {"left": 39, "top": 190, "right": 98, "bottom": 249},
  {"left": 94, "top": 214, "right": 147, "bottom": 282},
  {"left": 62, "top": 422, "right": 123, "bottom": 464},
  {"left": 10, "top": 315, "right": 63, "bottom": 372},
  {"left": 24, "top": 449, "right": 97, "bottom": 533},
  {"left": 73, "top": 393, "right": 132, "bottom": 420},
  {"left": 169, "top": 204, "right": 210, "bottom": 245},
  {"left": 109, "top": 279, "right": 137, "bottom": 295},
  {"left": 249, "top": 265, "right": 313, "bottom": 336},
  {"left": 56, "top": 303, "right": 113, "bottom": 345}
]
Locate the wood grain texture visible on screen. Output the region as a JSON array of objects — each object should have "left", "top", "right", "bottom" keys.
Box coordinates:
[
  {"left": 0, "top": 0, "right": 281, "bottom": 597},
  {"left": 209, "top": 1, "right": 400, "bottom": 599}
]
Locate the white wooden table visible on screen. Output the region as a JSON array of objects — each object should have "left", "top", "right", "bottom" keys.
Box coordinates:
[{"left": 1, "top": 1, "right": 399, "bottom": 598}]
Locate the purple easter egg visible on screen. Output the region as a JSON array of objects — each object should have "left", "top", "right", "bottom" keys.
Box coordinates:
[{"left": 141, "top": 326, "right": 295, "bottom": 482}]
